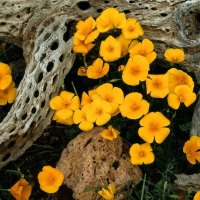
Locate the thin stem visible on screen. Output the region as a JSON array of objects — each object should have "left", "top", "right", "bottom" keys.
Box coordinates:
[
  {"left": 47, "top": 194, "right": 51, "bottom": 200},
  {"left": 83, "top": 56, "right": 88, "bottom": 68},
  {"left": 140, "top": 173, "right": 146, "bottom": 200},
  {"left": 6, "top": 169, "right": 24, "bottom": 177},
  {"left": 0, "top": 189, "right": 9, "bottom": 192},
  {"left": 71, "top": 81, "right": 78, "bottom": 96}
]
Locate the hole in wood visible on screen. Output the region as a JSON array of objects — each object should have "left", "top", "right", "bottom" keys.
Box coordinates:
[{"left": 77, "top": 1, "right": 91, "bottom": 11}]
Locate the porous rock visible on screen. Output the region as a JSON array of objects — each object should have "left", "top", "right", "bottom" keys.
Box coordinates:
[{"left": 57, "top": 127, "right": 142, "bottom": 200}]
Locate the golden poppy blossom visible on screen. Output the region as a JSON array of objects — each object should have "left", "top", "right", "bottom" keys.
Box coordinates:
[
  {"left": 183, "top": 136, "right": 200, "bottom": 165},
  {"left": 129, "top": 38, "right": 157, "bottom": 64},
  {"left": 86, "top": 98, "right": 112, "bottom": 126},
  {"left": 98, "top": 183, "right": 116, "bottom": 200},
  {"left": 73, "top": 105, "right": 94, "bottom": 131},
  {"left": 87, "top": 58, "right": 109, "bottom": 79},
  {"left": 116, "top": 34, "right": 138, "bottom": 57},
  {"left": 94, "top": 83, "right": 124, "bottom": 115},
  {"left": 138, "top": 112, "right": 170, "bottom": 144},
  {"left": 164, "top": 48, "right": 184, "bottom": 63},
  {"left": 0, "top": 62, "right": 12, "bottom": 90},
  {"left": 100, "top": 125, "right": 120, "bottom": 141},
  {"left": 96, "top": 8, "right": 126, "bottom": 32},
  {"left": 193, "top": 191, "right": 200, "bottom": 200},
  {"left": 73, "top": 36, "right": 95, "bottom": 55},
  {"left": 119, "top": 92, "right": 149, "bottom": 120},
  {"left": 77, "top": 66, "right": 87, "bottom": 76},
  {"left": 74, "top": 17, "right": 99, "bottom": 44},
  {"left": 122, "top": 18, "right": 144, "bottom": 39},
  {"left": 38, "top": 166, "right": 64, "bottom": 193},
  {"left": 167, "top": 68, "right": 194, "bottom": 93},
  {"left": 129, "top": 143, "right": 155, "bottom": 165},
  {"left": 50, "top": 91, "right": 80, "bottom": 120},
  {"left": 99, "top": 36, "right": 121, "bottom": 62},
  {"left": 52, "top": 112, "right": 74, "bottom": 125},
  {"left": 167, "top": 85, "right": 196, "bottom": 110},
  {"left": 0, "top": 82, "right": 17, "bottom": 105},
  {"left": 122, "top": 55, "right": 150, "bottom": 86},
  {"left": 146, "top": 74, "right": 169, "bottom": 98},
  {"left": 10, "top": 178, "right": 32, "bottom": 200}
]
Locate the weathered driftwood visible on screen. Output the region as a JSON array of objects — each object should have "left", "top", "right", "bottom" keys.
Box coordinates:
[
  {"left": 0, "top": 0, "right": 200, "bottom": 168},
  {"left": 174, "top": 173, "right": 200, "bottom": 192}
]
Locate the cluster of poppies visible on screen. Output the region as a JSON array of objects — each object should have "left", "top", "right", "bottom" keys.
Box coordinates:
[
  {"left": 0, "top": 62, "right": 16, "bottom": 106},
  {"left": 49, "top": 7, "right": 200, "bottom": 200}
]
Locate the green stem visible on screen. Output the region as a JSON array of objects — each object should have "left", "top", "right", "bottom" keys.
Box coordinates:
[
  {"left": 61, "top": 75, "right": 65, "bottom": 90},
  {"left": 83, "top": 56, "right": 88, "bottom": 68},
  {"left": 140, "top": 173, "right": 146, "bottom": 200},
  {"left": 71, "top": 81, "right": 78, "bottom": 96},
  {"left": 6, "top": 169, "right": 24, "bottom": 177},
  {"left": 0, "top": 189, "right": 9, "bottom": 192},
  {"left": 47, "top": 194, "right": 51, "bottom": 200}
]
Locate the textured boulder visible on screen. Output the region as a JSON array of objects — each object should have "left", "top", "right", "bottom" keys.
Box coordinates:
[{"left": 57, "top": 127, "right": 142, "bottom": 200}]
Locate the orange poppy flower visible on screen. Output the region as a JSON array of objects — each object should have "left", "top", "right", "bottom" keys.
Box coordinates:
[
  {"left": 183, "top": 136, "right": 200, "bottom": 165},
  {"left": 0, "top": 62, "right": 12, "bottom": 90},
  {"left": 122, "top": 18, "right": 144, "bottom": 39},
  {"left": 119, "top": 92, "right": 149, "bottom": 120},
  {"left": 100, "top": 125, "right": 120, "bottom": 141},
  {"left": 129, "top": 143, "right": 155, "bottom": 165},
  {"left": 122, "top": 55, "right": 149, "bottom": 86},
  {"left": 10, "top": 178, "right": 32, "bottom": 200},
  {"left": 96, "top": 8, "right": 126, "bottom": 32},
  {"left": 98, "top": 183, "right": 116, "bottom": 200},
  {"left": 99, "top": 36, "right": 121, "bottom": 62},
  {"left": 164, "top": 48, "right": 184, "bottom": 63},
  {"left": 138, "top": 112, "right": 170, "bottom": 144},
  {"left": 129, "top": 38, "right": 157, "bottom": 64},
  {"left": 193, "top": 191, "right": 200, "bottom": 200},
  {"left": 38, "top": 166, "right": 64, "bottom": 193}
]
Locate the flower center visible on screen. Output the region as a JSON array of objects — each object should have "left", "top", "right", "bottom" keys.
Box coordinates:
[
  {"left": 131, "top": 67, "right": 139, "bottom": 75},
  {"left": 128, "top": 26, "right": 134, "bottom": 32},
  {"left": 96, "top": 108, "right": 103, "bottom": 115},
  {"left": 107, "top": 45, "right": 114, "bottom": 52},
  {"left": 153, "top": 80, "right": 162, "bottom": 89},
  {"left": 150, "top": 123, "right": 159, "bottom": 132},
  {"left": 139, "top": 151, "right": 145, "bottom": 157},
  {"left": 179, "top": 95, "right": 184, "bottom": 102},
  {"left": 131, "top": 104, "right": 140, "bottom": 111}
]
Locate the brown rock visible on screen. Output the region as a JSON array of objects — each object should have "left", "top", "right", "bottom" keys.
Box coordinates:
[{"left": 57, "top": 127, "right": 142, "bottom": 200}]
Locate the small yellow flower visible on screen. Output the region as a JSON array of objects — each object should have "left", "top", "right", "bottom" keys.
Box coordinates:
[
  {"left": 38, "top": 166, "right": 64, "bottom": 193},
  {"left": 75, "top": 17, "right": 99, "bottom": 42},
  {"left": 73, "top": 36, "right": 95, "bottom": 55},
  {"left": 167, "top": 85, "right": 196, "bottom": 110},
  {"left": 164, "top": 48, "right": 184, "bottom": 63},
  {"left": 99, "top": 36, "right": 121, "bottom": 62},
  {"left": 129, "top": 38, "right": 157, "bottom": 64},
  {"left": 122, "top": 18, "right": 144, "bottom": 39},
  {"left": 77, "top": 66, "right": 87, "bottom": 76},
  {"left": 122, "top": 55, "right": 150, "bottom": 86},
  {"left": 167, "top": 68, "right": 194, "bottom": 93},
  {"left": 87, "top": 58, "right": 109, "bottom": 79},
  {"left": 100, "top": 125, "right": 120, "bottom": 141},
  {"left": 118, "top": 65, "right": 125, "bottom": 72},
  {"left": 0, "top": 62, "right": 12, "bottom": 90},
  {"left": 10, "top": 178, "right": 32, "bottom": 200},
  {"left": 193, "top": 191, "right": 200, "bottom": 200},
  {"left": 116, "top": 34, "right": 138, "bottom": 57},
  {"left": 183, "top": 136, "right": 200, "bottom": 165},
  {"left": 95, "top": 83, "right": 124, "bottom": 115},
  {"left": 86, "top": 98, "right": 112, "bottom": 126},
  {"left": 129, "top": 143, "right": 155, "bottom": 165},
  {"left": 138, "top": 112, "right": 170, "bottom": 144},
  {"left": 52, "top": 112, "right": 74, "bottom": 125},
  {"left": 119, "top": 92, "right": 149, "bottom": 120},
  {"left": 146, "top": 74, "right": 169, "bottom": 98},
  {"left": 73, "top": 105, "right": 94, "bottom": 131},
  {"left": 0, "top": 82, "right": 17, "bottom": 105},
  {"left": 50, "top": 91, "right": 80, "bottom": 120},
  {"left": 98, "top": 183, "right": 116, "bottom": 200},
  {"left": 96, "top": 7, "right": 126, "bottom": 32}
]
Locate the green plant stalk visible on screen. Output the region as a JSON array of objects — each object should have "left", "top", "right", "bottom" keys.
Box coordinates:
[
  {"left": 0, "top": 189, "right": 9, "bottom": 192},
  {"left": 140, "top": 173, "right": 146, "bottom": 200},
  {"left": 71, "top": 81, "right": 78, "bottom": 96},
  {"left": 162, "top": 181, "right": 168, "bottom": 200}
]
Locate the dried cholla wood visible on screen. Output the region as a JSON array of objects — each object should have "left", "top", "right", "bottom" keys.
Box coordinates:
[
  {"left": 0, "top": 0, "right": 200, "bottom": 168},
  {"left": 174, "top": 173, "right": 200, "bottom": 192},
  {"left": 57, "top": 127, "right": 142, "bottom": 200}
]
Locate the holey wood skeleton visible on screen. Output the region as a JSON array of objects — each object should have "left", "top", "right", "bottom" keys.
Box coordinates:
[{"left": 0, "top": 0, "right": 200, "bottom": 168}]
